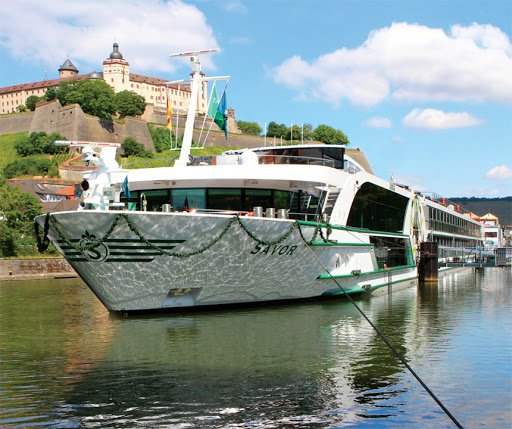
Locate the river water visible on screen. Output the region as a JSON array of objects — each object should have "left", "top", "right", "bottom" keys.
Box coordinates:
[{"left": 0, "top": 268, "right": 510, "bottom": 428}]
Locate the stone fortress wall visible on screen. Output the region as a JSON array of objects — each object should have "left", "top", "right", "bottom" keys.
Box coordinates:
[{"left": 0, "top": 100, "right": 260, "bottom": 150}]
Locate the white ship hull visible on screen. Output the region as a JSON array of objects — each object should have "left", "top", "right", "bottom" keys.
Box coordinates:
[{"left": 37, "top": 211, "right": 418, "bottom": 312}]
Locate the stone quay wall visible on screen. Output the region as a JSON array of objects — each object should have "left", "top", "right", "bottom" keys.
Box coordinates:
[{"left": 0, "top": 257, "right": 77, "bottom": 282}]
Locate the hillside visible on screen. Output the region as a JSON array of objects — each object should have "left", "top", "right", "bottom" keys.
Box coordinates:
[{"left": 449, "top": 197, "right": 512, "bottom": 225}]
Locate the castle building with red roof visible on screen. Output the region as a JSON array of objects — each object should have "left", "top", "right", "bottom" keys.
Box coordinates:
[{"left": 0, "top": 43, "right": 209, "bottom": 116}]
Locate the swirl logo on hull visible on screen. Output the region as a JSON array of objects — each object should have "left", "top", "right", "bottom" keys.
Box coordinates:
[{"left": 80, "top": 230, "right": 110, "bottom": 262}]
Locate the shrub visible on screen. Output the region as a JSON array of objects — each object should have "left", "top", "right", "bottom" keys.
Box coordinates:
[
  {"left": 149, "top": 124, "right": 174, "bottom": 153},
  {"left": 2, "top": 157, "right": 54, "bottom": 179},
  {"left": 121, "top": 137, "right": 146, "bottom": 157},
  {"left": 14, "top": 132, "right": 67, "bottom": 157}
]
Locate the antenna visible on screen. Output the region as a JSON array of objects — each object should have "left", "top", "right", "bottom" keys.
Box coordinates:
[
  {"left": 169, "top": 49, "right": 219, "bottom": 73},
  {"left": 169, "top": 49, "right": 219, "bottom": 57}
]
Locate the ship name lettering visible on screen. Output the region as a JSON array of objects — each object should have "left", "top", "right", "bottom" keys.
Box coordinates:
[{"left": 250, "top": 244, "right": 297, "bottom": 256}]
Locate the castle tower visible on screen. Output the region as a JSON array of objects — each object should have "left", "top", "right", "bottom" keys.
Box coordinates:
[
  {"left": 58, "top": 58, "right": 79, "bottom": 79},
  {"left": 103, "top": 42, "right": 130, "bottom": 92}
]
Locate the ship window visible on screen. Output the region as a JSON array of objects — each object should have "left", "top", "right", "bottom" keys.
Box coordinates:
[
  {"left": 274, "top": 190, "right": 290, "bottom": 210},
  {"left": 142, "top": 190, "right": 169, "bottom": 211},
  {"left": 347, "top": 182, "right": 409, "bottom": 233},
  {"left": 208, "top": 189, "right": 243, "bottom": 211},
  {"left": 370, "top": 236, "right": 412, "bottom": 268},
  {"left": 172, "top": 189, "right": 205, "bottom": 211},
  {"left": 245, "top": 189, "right": 272, "bottom": 211}
]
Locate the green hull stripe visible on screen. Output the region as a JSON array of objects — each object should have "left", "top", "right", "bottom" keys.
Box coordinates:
[
  {"left": 297, "top": 220, "right": 408, "bottom": 237},
  {"left": 58, "top": 238, "right": 185, "bottom": 244},
  {"left": 105, "top": 245, "right": 176, "bottom": 250},
  {"left": 324, "top": 275, "right": 418, "bottom": 296},
  {"left": 317, "top": 264, "right": 417, "bottom": 280},
  {"left": 60, "top": 245, "right": 176, "bottom": 251},
  {"left": 309, "top": 242, "right": 374, "bottom": 247},
  {"left": 69, "top": 257, "right": 154, "bottom": 263},
  {"left": 65, "top": 251, "right": 165, "bottom": 256}
]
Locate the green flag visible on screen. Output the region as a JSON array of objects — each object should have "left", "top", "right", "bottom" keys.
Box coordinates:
[{"left": 207, "top": 84, "right": 220, "bottom": 119}]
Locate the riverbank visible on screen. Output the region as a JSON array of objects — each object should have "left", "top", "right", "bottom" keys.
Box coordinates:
[{"left": 0, "top": 257, "right": 77, "bottom": 281}]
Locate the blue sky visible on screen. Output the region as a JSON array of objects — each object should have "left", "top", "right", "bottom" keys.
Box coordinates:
[{"left": 0, "top": 0, "right": 511, "bottom": 198}]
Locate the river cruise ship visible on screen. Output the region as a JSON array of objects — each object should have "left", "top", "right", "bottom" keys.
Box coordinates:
[{"left": 35, "top": 52, "right": 483, "bottom": 312}]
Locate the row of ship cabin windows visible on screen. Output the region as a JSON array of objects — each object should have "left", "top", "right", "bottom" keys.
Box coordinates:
[
  {"left": 119, "top": 188, "right": 321, "bottom": 220},
  {"left": 426, "top": 207, "right": 481, "bottom": 237},
  {"left": 431, "top": 235, "right": 481, "bottom": 248}
]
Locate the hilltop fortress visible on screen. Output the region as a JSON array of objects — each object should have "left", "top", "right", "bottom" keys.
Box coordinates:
[
  {"left": 1, "top": 42, "right": 208, "bottom": 116},
  {"left": 0, "top": 43, "right": 239, "bottom": 146}
]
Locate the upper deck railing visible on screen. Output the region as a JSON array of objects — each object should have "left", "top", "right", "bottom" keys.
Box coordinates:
[{"left": 121, "top": 154, "right": 336, "bottom": 169}]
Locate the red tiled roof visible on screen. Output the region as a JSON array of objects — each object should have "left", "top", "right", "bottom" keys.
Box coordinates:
[
  {"left": 129, "top": 73, "right": 191, "bottom": 91},
  {"left": 0, "top": 75, "right": 88, "bottom": 95},
  {"left": 55, "top": 184, "right": 77, "bottom": 199}
]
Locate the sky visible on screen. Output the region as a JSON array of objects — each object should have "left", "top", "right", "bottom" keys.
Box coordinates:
[{"left": 0, "top": 0, "right": 511, "bottom": 198}]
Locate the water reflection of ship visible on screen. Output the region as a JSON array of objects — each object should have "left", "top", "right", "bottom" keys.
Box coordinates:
[{"left": 60, "top": 284, "right": 465, "bottom": 426}]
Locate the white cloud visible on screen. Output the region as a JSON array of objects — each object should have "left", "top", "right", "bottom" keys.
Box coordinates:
[
  {"left": 0, "top": 0, "right": 219, "bottom": 75},
  {"left": 402, "top": 108, "right": 485, "bottom": 130},
  {"left": 392, "top": 137, "right": 403, "bottom": 144},
  {"left": 364, "top": 116, "right": 392, "bottom": 128},
  {"left": 223, "top": 1, "right": 248, "bottom": 13},
  {"left": 485, "top": 165, "right": 512, "bottom": 180},
  {"left": 272, "top": 22, "right": 512, "bottom": 107}
]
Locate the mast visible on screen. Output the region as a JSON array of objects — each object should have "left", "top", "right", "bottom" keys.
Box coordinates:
[{"left": 169, "top": 50, "right": 218, "bottom": 167}]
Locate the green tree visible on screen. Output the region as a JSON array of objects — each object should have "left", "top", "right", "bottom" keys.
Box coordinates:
[
  {"left": 0, "top": 184, "right": 44, "bottom": 257},
  {"left": 0, "top": 184, "right": 42, "bottom": 233},
  {"left": 302, "top": 123, "right": 314, "bottom": 141},
  {"left": 14, "top": 132, "right": 67, "bottom": 156},
  {"left": 115, "top": 90, "right": 146, "bottom": 118},
  {"left": 121, "top": 137, "right": 146, "bottom": 157},
  {"left": 148, "top": 124, "right": 174, "bottom": 152},
  {"left": 2, "top": 158, "right": 54, "bottom": 179},
  {"left": 0, "top": 222, "right": 17, "bottom": 257},
  {"left": 17, "top": 104, "right": 27, "bottom": 112},
  {"left": 313, "top": 124, "right": 349, "bottom": 145},
  {"left": 237, "top": 121, "right": 262, "bottom": 135},
  {"left": 56, "top": 80, "right": 76, "bottom": 106},
  {"left": 285, "top": 125, "right": 302, "bottom": 141},
  {"left": 44, "top": 86, "right": 57, "bottom": 101},
  {"left": 58, "top": 79, "right": 116, "bottom": 119},
  {"left": 266, "top": 122, "right": 287, "bottom": 138},
  {"left": 13, "top": 135, "right": 37, "bottom": 156},
  {"left": 26, "top": 95, "right": 41, "bottom": 111}
]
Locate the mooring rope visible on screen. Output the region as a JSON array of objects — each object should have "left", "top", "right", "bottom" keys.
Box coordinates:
[{"left": 294, "top": 224, "right": 464, "bottom": 429}]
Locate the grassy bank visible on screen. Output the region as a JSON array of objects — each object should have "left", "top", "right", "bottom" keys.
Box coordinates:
[{"left": 0, "top": 131, "right": 28, "bottom": 170}]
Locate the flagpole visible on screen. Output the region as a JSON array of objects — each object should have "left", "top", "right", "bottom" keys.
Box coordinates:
[
  {"left": 175, "top": 84, "right": 181, "bottom": 150},
  {"left": 166, "top": 88, "right": 172, "bottom": 147},
  {"left": 264, "top": 122, "right": 266, "bottom": 147},
  {"left": 202, "top": 81, "right": 218, "bottom": 147}
]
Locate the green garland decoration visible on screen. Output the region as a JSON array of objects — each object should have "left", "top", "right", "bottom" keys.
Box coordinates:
[
  {"left": 123, "top": 214, "right": 238, "bottom": 258},
  {"left": 34, "top": 212, "right": 51, "bottom": 253},
  {"left": 236, "top": 216, "right": 295, "bottom": 246},
  {"left": 37, "top": 212, "right": 335, "bottom": 258}
]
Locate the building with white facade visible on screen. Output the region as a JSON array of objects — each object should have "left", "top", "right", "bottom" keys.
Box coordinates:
[
  {"left": 481, "top": 213, "right": 504, "bottom": 247},
  {"left": 0, "top": 43, "right": 208, "bottom": 116}
]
